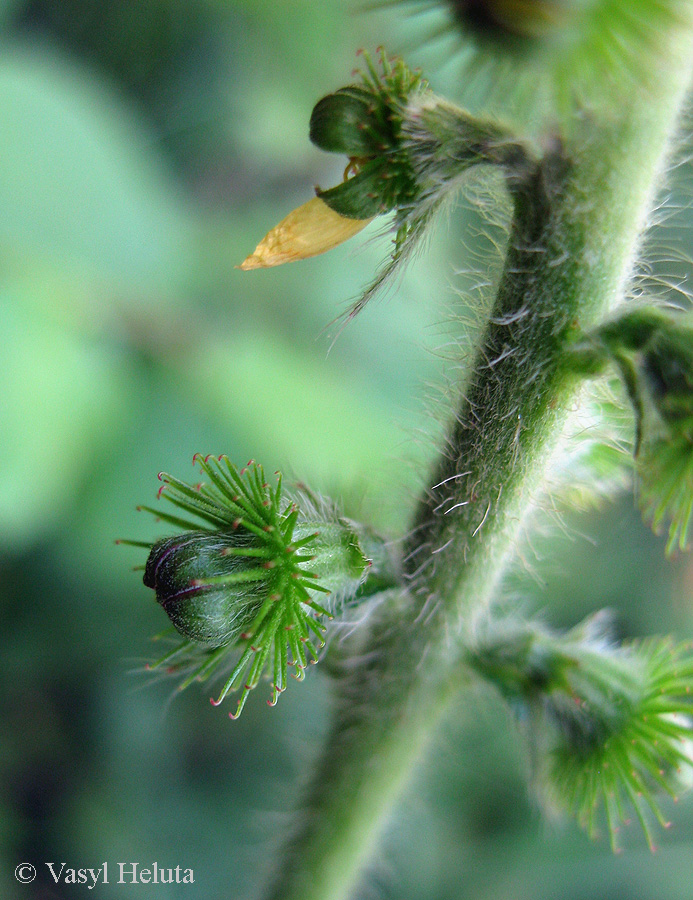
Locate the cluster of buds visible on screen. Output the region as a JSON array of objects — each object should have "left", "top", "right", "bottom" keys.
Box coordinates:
[{"left": 134, "top": 456, "right": 396, "bottom": 719}]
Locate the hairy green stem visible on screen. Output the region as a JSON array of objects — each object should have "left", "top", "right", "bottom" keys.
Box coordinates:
[{"left": 259, "top": 23, "right": 693, "bottom": 900}]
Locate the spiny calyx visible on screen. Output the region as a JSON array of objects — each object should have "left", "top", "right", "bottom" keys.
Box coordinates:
[
  {"left": 467, "top": 610, "right": 693, "bottom": 851},
  {"left": 138, "top": 456, "right": 395, "bottom": 718}
]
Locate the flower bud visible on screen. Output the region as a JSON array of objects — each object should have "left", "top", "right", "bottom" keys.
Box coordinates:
[
  {"left": 466, "top": 611, "right": 693, "bottom": 850},
  {"left": 136, "top": 456, "right": 399, "bottom": 717},
  {"left": 621, "top": 316, "right": 693, "bottom": 553},
  {"left": 310, "top": 53, "right": 425, "bottom": 220},
  {"left": 143, "top": 531, "right": 266, "bottom": 646},
  {"left": 309, "top": 86, "right": 384, "bottom": 157}
]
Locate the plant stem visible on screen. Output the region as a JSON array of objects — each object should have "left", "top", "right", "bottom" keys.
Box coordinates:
[{"left": 259, "top": 22, "right": 693, "bottom": 900}]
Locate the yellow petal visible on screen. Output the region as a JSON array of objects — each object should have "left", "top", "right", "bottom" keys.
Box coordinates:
[{"left": 238, "top": 197, "right": 372, "bottom": 270}]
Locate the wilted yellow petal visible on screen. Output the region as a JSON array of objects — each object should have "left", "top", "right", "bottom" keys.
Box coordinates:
[{"left": 238, "top": 197, "right": 372, "bottom": 270}]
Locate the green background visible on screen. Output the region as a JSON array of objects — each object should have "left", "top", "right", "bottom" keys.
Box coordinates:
[{"left": 2, "top": 1, "right": 693, "bottom": 898}]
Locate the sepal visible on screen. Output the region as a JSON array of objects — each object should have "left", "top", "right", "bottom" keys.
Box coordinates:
[
  {"left": 309, "top": 86, "right": 386, "bottom": 157},
  {"left": 144, "top": 531, "right": 265, "bottom": 645}
]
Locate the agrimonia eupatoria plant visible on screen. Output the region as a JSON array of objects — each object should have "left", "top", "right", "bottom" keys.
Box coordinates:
[{"left": 130, "top": 1, "right": 693, "bottom": 897}]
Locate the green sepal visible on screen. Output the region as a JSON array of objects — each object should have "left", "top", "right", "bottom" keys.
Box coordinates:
[
  {"left": 318, "top": 155, "right": 420, "bottom": 220},
  {"left": 309, "top": 86, "right": 383, "bottom": 156},
  {"left": 597, "top": 307, "right": 666, "bottom": 353},
  {"left": 144, "top": 531, "right": 266, "bottom": 645},
  {"left": 318, "top": 163, "right": 393, "bottom": 218},
  {"left": 566, "top": 309, "right": 693, "bottom": 552}
]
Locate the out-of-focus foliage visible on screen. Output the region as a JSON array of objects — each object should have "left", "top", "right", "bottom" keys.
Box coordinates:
[{"left": 2, "top": 1, "right": 693, "bottom": 898}]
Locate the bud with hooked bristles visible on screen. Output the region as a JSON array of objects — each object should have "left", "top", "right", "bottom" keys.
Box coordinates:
[{"left": 133, "top": 456, "right": 398, "bottom": 718}]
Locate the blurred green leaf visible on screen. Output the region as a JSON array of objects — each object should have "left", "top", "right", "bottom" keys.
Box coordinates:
[
  {"left": 0, "top": 292, "right": 130, "bottom": 549},
  {"left": 167, "top": 329, "right": 416, "bottom": 529},
  {"left": 0, "top": 40, "right": 194, "bottom": 292}
]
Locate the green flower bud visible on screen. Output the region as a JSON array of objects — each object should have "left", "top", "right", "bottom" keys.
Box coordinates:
[
  {"left": 631, "top": 318, "right": 693, "bottom": 552},
  {"left": 309, "top": 86, "right": 384, "bottom": 157},
  {"left": 310, "top": 52, "right": 426, "bottom": 220},
  {"left": 641, "top": 323, "right": 693, "bottom": 428},
  {"left": 241, "top": 48, "right": 532, "bottom": 319},
  {"left": 135, "top": 456, "right": 399, "bottom": 717},
  {"left": 143, "top": 531, "right": 265, "bottom": 646},
  {"left": 467, "top": 611, "right": 693, "bottom": 851}
]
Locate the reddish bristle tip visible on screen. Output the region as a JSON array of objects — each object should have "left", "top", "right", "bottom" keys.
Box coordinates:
[
  {"left": 210, "top": 697, "right": 223, "bottom": 706},
  {"left": 157, "top": 486, "right": 166, "bottom": 499}
]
